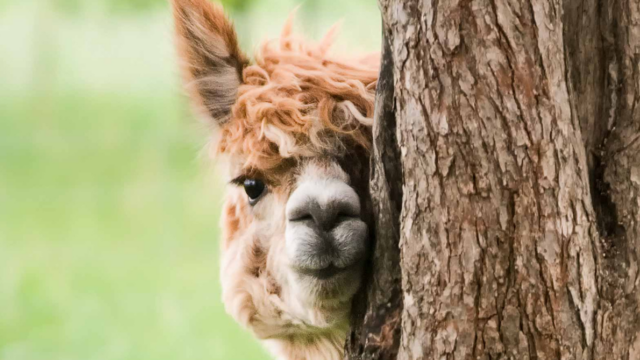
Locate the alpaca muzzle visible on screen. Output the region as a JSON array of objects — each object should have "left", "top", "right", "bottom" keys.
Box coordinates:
[{"left": 284, "top": 177, "right": 369, "bottom": 281}]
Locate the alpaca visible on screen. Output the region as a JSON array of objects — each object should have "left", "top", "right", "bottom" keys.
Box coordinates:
[{"left": 171, "top": 1, "right": 379, "bottom": 358}]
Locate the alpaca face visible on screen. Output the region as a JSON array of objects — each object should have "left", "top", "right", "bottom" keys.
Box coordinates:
[
  {"left": 222, "top": 157, "right": 370, "bottom": 336},
  {"left": 172, "top": 1, "right": 378, "bottom": 358},
  {"left": 259, "top": 159, "right": 367, "bottom": 300}
]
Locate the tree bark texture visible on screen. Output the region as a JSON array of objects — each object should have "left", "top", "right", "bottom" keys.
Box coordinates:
[
  {"left": 346, "top": 29, "right": 404, "bottom": 360},
  {"left": 346, "top": 0, "right": 640, "bottom": 359}
]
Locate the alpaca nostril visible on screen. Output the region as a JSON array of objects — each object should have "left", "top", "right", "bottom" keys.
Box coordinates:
[
  {"left": 336, "top": 212, "right": 355, "bottom": 222},
  {"left": 289, "top": 212, "right": 314, "bottom": 223}
]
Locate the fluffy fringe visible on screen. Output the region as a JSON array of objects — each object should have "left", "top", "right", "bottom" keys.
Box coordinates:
[{"left": 216, "top": 16, "right": 379, "bottom": 169}]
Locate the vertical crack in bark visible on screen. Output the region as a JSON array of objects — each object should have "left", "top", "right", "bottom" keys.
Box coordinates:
[
  {"left": 566, "top": 284, "right": 589, "bottom": 349},
  {"left": 564, "top": 0, "right": 640, "bottom": 357},
  {"left": 518, "top": 293, "right": 539, "bottom": 360},
  {"left": 378, "top": 41, "right": 404, "bottom": 218},
  {"left": 563, "top": 0, "right": 626, "bottom": 260},
  {"left": 589, "top": 145, "right": 625, "bottom": 258},
  {"left": 345, "top": 21, "right": 403, "bottom": 360}
]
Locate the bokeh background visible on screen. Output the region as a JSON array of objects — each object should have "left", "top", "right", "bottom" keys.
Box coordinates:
[{"left": 0, "top": 0, "right": 380, "bottom": 359}]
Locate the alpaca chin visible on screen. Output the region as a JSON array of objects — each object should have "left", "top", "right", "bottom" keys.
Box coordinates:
[{"left": 287, "top": 262, "right": 365, "bottom": 306}]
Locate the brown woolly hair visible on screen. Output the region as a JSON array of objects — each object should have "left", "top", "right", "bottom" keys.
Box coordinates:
[{"left": 217, "top": 17, "right": 379, "bottom": 170}]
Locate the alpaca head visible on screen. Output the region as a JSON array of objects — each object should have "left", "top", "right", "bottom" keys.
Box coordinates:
[{"left": 172, "top": 1, "right": 378, "bottom": 358}]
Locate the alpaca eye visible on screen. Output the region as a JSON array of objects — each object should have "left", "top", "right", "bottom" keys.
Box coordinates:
[{"left": 243, "top": 178, "right": 266, "bottom": 204}]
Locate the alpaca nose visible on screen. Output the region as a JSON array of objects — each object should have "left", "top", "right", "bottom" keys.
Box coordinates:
[{"left": 286, "top": 180, "right": 361, "bottom": 230}]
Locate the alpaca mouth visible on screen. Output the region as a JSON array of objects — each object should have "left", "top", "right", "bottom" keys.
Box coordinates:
[{"left": 298, "top": 264, "right": 348, "bottom": 280}]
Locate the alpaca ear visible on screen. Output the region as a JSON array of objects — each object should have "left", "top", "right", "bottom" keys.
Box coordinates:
[{"left": 172, "top": 0, "right": 248, "bottom": 124}]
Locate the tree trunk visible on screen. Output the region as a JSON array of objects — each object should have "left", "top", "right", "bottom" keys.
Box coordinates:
[{"left": 346, "top": 0, "right": 640, "bottom": 359}]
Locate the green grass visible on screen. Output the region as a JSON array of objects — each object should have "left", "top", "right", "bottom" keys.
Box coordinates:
[{"left": 0, "top": 0, "right": 379, "bottom": 358}]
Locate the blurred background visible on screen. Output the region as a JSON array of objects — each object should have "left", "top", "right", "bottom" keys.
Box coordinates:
[{"left": 0, "top": 0, "right": 380, "bottom": 359}]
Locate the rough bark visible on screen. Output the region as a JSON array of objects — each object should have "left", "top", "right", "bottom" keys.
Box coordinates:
[
  {"left": 346, "top": 28, "right": 404, "bottom": 360},
  {"left": 345, "top": 0, "right": 640, "bottom": 358},
  {"left": 594, "top": 0, "right": 640, "bottom": 357}
]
